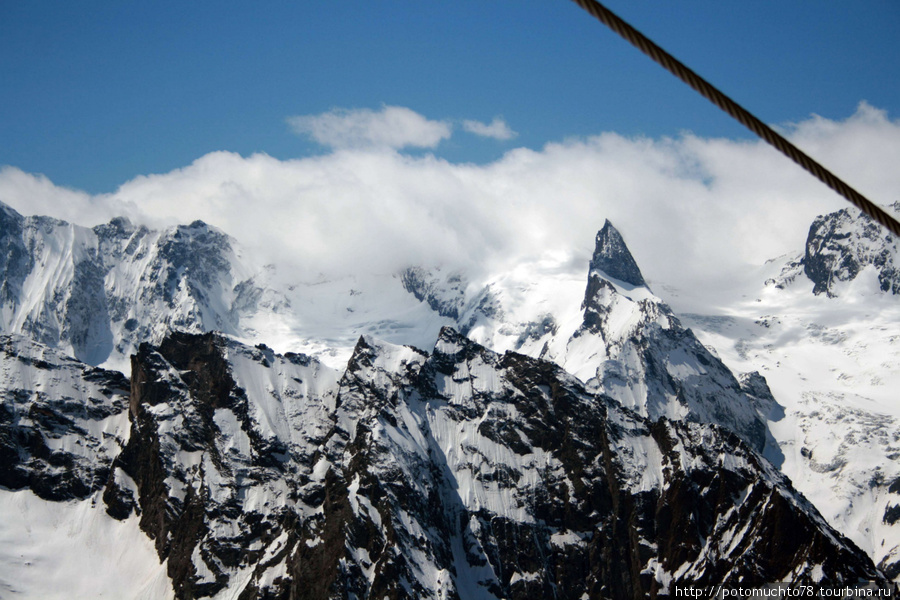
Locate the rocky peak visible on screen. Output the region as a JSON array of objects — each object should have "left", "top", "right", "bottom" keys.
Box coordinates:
[
  {"left": 0, "top": 205, "right": 265, "bottom": 367},
  {"left": 580, "top": 220, "right": 648, "bottom": 335},
  {"left": 400, "top": 266, "right": 467, "bottom": 319},
  {"left": 802, "top": 206, "right": 899, "bottom": 296},
  {"left": 156, "top": 222, "right": 233, "bottom": 286},
  {"left": 433, "top": 324, "right": 480, "bottom": 359},
  {"left": 93, "top": 215, "right": 135, "bottom": 241},
  {"left": 339, "top": 334, "right": 428, "bottom": 415},
  {"left": 568, "top": 222, "right": 775, "bottom": 454},
  {"left": 588, "top": 219, "right": 647, "bottom": 288}
]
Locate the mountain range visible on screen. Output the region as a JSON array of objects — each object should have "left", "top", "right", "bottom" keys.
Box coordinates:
[{"left": 0, "top": 198, "right": 897, "bottom": 598}]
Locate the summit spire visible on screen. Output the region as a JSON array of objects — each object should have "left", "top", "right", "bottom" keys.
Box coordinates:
[{"left": 588, "top": 219, "right": 646, "bottom": 287}]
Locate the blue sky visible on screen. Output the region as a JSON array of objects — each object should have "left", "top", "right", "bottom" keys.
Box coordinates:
[{"left": 2, "top": 0, "right": 898, "bottom": 194}]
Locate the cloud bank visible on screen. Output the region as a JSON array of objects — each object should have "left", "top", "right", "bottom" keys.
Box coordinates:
[{"left": 2, "top": 103, "right": 897, "bottom": 299}]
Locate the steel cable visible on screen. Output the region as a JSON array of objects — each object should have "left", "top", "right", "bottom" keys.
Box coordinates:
[{"left": 568, "top": 0, "right": 900, "bottom": 238}]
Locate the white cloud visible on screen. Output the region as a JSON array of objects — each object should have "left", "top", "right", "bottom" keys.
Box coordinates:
[
  {"left": 287, "top": 105, "right": 452, "bottom": 150},
  {"left": 462, "top": 117, "right": 517, "bottom": 140},
  {"left": 2, "top": 104, "right": 897, "bottom": 301},
  {"left": 0, "top": 166, "right": 134, "bottom": 227},
  {"left": 776, "top": 101, "right": 900, "bottom": 203}
]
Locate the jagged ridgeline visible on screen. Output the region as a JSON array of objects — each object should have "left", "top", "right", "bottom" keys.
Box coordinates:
[{"left": 1, "top": 330, "right": 888, "bottom": 598}]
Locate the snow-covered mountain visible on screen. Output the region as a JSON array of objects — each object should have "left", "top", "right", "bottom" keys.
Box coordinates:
[
  {"left": 0, "top": 200, "right": 460, "bottom": 373},
  {"left": 678, "top": 203, "right": 900, "bottom": 579},
  {"left": 1, "top": 197, "right": 898, "bottom": 596},
  {"left": 0, "top": 202, "right": 264, "bottom": 369},
  {"left": 456, "top": 221, "right": 778, "bottom": 457},
  {"left": 0, "top": 201, "right": 775, "bottom": 454},
  {"left": 789, "top": 201, "right": 900, "bottom": 297}
]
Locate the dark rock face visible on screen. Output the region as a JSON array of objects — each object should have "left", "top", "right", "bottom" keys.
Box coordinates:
[
  {"left": 802, "top": 204, "right": 899, "bottom": 297},
  {"left": 95, "top": 329, "right": 888, "bottom": 599},
  {"left": 145, "top": 222, "right": 233, "bottom": 309},
  {"left": 0, "top": 203, "right": 30, "bottom": 307},
  {"left": 108, "top": 331, "right": 331, "bottom": 599},
  {"left": 0, "top": 334, "right": 129, "bottom": 502},
  {"left": 586, "top": 219, "right": 647, "bottom": 289},
  {"left": 400, "top": 266, "right": 467, "bottom": 319}
]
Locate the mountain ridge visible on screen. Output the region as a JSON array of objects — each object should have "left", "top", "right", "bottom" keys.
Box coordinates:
[{"left": 4, "top": 328, "right": 888, "bottom": 598}]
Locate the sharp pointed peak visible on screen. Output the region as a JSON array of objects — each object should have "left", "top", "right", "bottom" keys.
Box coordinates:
[{"left": 590, "top": 220, "right": 646, "bottom": 288}]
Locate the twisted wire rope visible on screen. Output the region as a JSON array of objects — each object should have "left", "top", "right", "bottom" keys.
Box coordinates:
[{"left": 569, "top": 0, "right": 900, "bottom": 237}]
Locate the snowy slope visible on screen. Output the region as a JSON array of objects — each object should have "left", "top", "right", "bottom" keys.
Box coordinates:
[
  {"left": 0, "top": 333, "right": 174, "bottom": 599},
  {"left": 239, "top": 267, "right": 454, "bottom": 370},
  {"left": 0, "top": 490, "right": 172, "bottom": 600}
]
